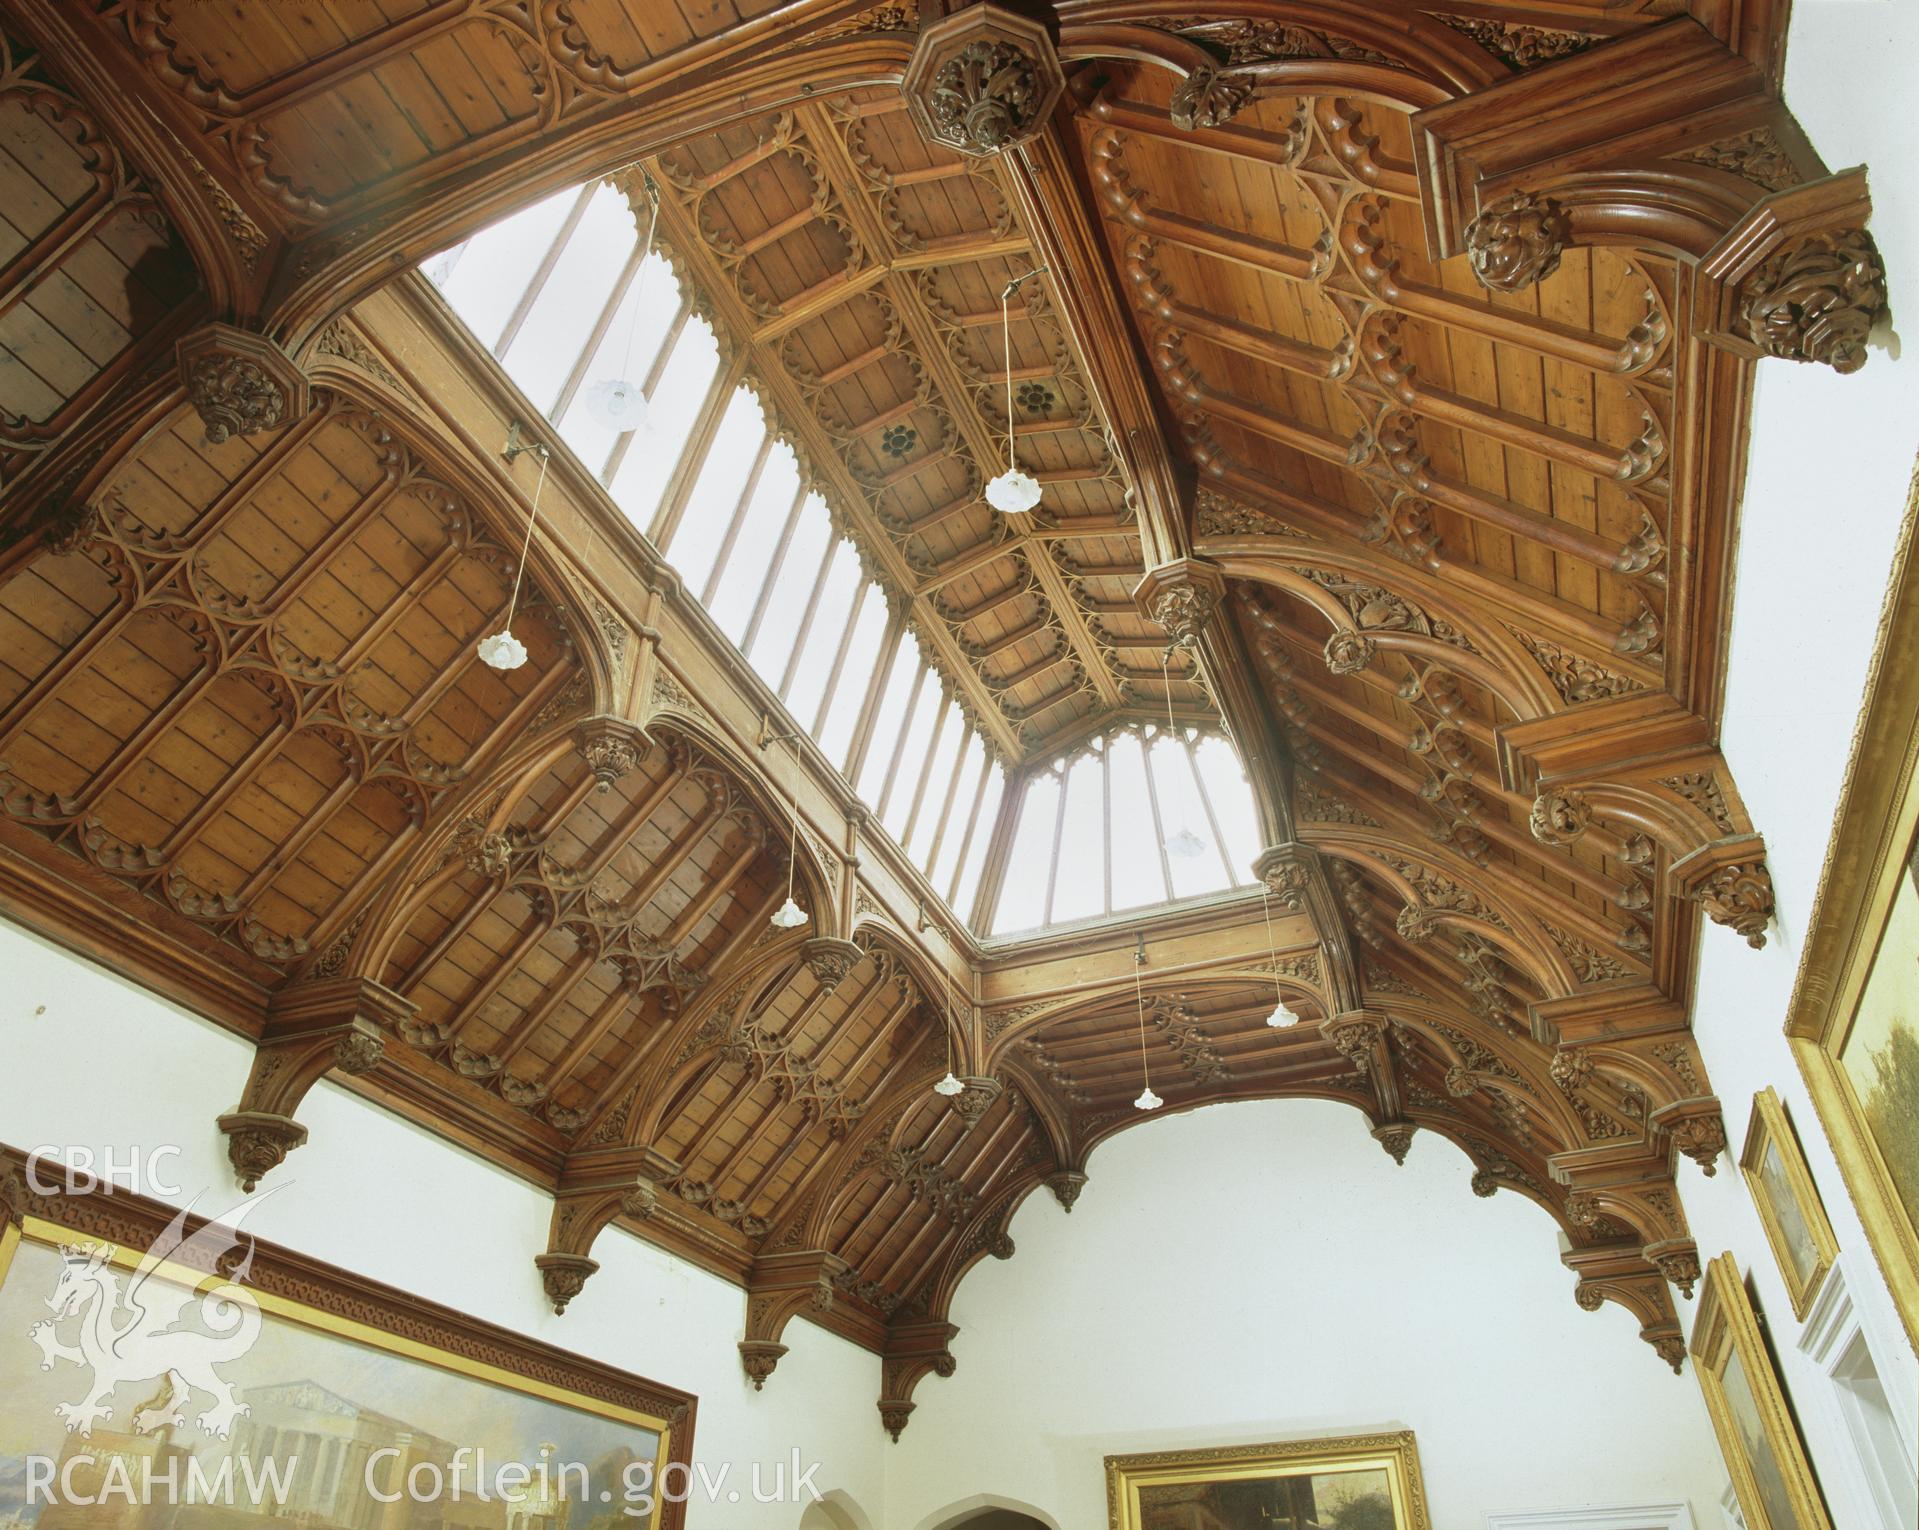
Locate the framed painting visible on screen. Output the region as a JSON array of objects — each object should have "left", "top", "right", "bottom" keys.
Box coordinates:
[
  {"left": 1690, "top": 1254, "right": 1832, "bottom": 1530},
  {"left": 1740, "top": 1088, "right": 1840, "bottom": 1320},
  {"left": 1785, "top": 461, "right": 1919, "bottom": 1357},
  {"left": 1105, "top": 1431, "right": 1430, "bottom": 1530},
  {"left": 0, "top": 1154, "right": 696, "bottom": 1527}
]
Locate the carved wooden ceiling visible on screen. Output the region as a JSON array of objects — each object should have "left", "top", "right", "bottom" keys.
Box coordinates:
[{"left": 0, "top": 0, "right": 1893, "bottom": 1442}]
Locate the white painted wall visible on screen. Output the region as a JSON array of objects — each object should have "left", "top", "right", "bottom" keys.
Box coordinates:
[
  {"left": 1671, "top": 1, "right": 1919, "bottom": 1526},
  {"left": 883, "top": 1099, "right": 1728, "bottom": 1530},
  {"left": 0, "top": 918, "right": 889, "bottom": 1530}
]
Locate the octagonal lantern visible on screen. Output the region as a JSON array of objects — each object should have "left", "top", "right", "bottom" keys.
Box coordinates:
[{"left": 901, "top": 3, "right": 1066, "bottom": 158}]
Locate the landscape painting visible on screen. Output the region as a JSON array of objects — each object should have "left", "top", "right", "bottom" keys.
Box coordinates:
[
  {"left": 0, "top": 1218, "right": 672, "bottom": 1529},
  {"left": 1838, "top": 839, "right": 1919, "bottom": 1232},
  {"left": 1108, "top": 1434, "right": 1428, "bottom": 1530}
]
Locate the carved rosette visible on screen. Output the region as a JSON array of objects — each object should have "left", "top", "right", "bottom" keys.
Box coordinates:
[
  {"left": 215, "top": 1110, "right": 308, "bottom": 1193},
  {"left": 176, "top": 324, "right": 310, "bottom": 445},
  {"left": 1046, "top": 1170, "right": 1087, "bottom": 1212},
  {"left": 534, "top": 1252, "right": 600, "bottom": 1315},
  {"left": 1739, "top": 228, "right": 1887, "bottom": 374},
  {"left": 1548, "top": 1046, "right": 1593, "bottom": 1092},
  {"left": 948, "top": 1075, "right": 1003, "bottom": 1127},
  {"left": 1170, "top": 63, "right": 1255, "bottom": 132},
  {"left": 901, "top": 5, "right": 1065, "bottom": 159},
  {"left": 573, "top": 716, "right": 649, "bottom": 793},
  {"left": 1529, "top": 790, "right": 1592, "bottom": 847},
  {"left": 1323, "top": 629, "right": 1376, "bottom": 675},
  {"left": 1464, "top": 191, "right": 1571, "bottom": 292},
  {"left": 1372, "top": 1122, "right": 1415, "bottom": 1165},
  {"left": 800, "top": 937, "right": 864, "bottom": 993},
  {"left": 1444, "top": 1064, "right": 1477, "bottom": 1098},
  {"left": 333, "top": 1030, "right": 384, "bottom": 1075}
]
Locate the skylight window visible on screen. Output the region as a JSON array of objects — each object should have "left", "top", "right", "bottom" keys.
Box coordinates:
[
  {"left": 985, "top": 725, "right": 1260, "bottom": 936},
  {"left": 425, "top": 179, "right": 1003, "bottom": 919}
]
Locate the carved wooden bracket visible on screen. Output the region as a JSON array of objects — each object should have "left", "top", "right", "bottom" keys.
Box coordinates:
[
  {"left": 1693, "top": 168, "right": 1887, "bottom": 375},
  {"left": 1551, "top": 1140, "right": 1698, "bottom": 1298},
  {"left": 901, "top": 3, "right": 1066, "bottom": 159},
  {"left": 1045, "top": 1169, "right": 1087, "bottom": 1212},
  {"left": 1252, "top": 843, "right": 1314, "bottom": 912},
  {"left": 1562, "top": 1243, "right": 1687, "bottom": 1373},
  {"left": 217, "top": 977, "right": 412, "bottom": 1191},
  {"left": 572, "top": 715, "right": 651, "bottom": 794},
  {"left": 740, "top": 1248, "right": 850, "bottom": 1389},
  {"left": 1323, "top": 1008, "right": 1389, "bottom": 1073},
  {"left": 946, "top": 1074, "right": 1003, "bottom": 1127},
  {"left": 1371, "top": 1120, "right": 1416, "bottom": 1166},
  {"left": 879, "top": 1318, "right": 960, "bottom": 1441},
  {"left": 537, "top": 1146, "right": 682, "bottom": 1314},
  {"left": 1650, "top": 1096, "right": 1729, "bottom": 1177},
  {"left": 800, "top": 936, "right": 864, "bottom": 993},
  {"left": 1132, "top": 557, "right": 1227, "bottom": 648},
  {"left": 1411, "top": 17, "right": 1887, "bottom": 373},
  {"left": 176, "top": 323, "right": 310, "bottom": 445},
  {"left": 1670, "top": 835, "right": 1775, "bottom": 949}
]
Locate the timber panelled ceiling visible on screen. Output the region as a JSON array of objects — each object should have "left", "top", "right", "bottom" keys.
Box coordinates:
[{"left": 0, "top": 0, "right": 1894, "bottom": 1438}]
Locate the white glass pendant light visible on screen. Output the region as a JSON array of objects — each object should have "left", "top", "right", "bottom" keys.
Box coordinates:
[
  {"left": 1260, "top": 883, "right": 1301, "bottom": 1028},
  {"left": 1158, "top": 645, "right": 1207, "bottom": 860},
  {"left": 770, "top": 732, "right": 809, "bottom": 930},
  {"left": 985, "top": 268, "right": 1047, "bottom": 515},
  {"left": 1132, "top": 938, "right": 1163, "bottom": 1111},
  {"left": 478, "top": 431, "right": 550, "bottom": 672},
  {"left": 584, "top": 171, "right": 660, "bottom": 433}
]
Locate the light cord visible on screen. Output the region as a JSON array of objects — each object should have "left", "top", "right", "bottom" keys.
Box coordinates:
[
  {"left": 618, "top": 174, "right": 661, "bottom": 382},
  {"left": 785, "top": 735, "right": 801, "bottom": 906},
  {"left": 1133, "top": 943, "right": 1152, "bottom": 1091},
  {"left": 1001, "top": 278, "right": 1018, "bottom": 475},
  {"left": 1260, "top": 881, "right": 1286, "bottom": 1008},
  {"left": 504, "top": 445, "right": 551, "bottom": 628}
]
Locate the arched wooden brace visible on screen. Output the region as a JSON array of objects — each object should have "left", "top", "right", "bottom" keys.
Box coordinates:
[
  {"left": 534, "top": 1144, "right": 683, "bottom": 1316},
  {"left": 216, "top": 975, "right": 415, "bottom": 1190},
  {"left": 739, "top": 1248, "right": 852, "bottom": 1391}
]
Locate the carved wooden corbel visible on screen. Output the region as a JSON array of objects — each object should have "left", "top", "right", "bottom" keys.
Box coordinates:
[
  {"left": 1671, "top": 836, "right": 1775, "bottom": 949},
  {"left": 800, "top": 936, "right": 864, "bottom": 993},
  {"left": 176, "top": 323, "right": 310, "bottom": 445},
  {"left": 1323, "top": 1009, "right": 1390, "bottom": 1073},
  {"left": 878, "top": 1318, "right": 959, "bottom": 1441},
  {"left": 1694, "top": 169, "right": 1886, "bottom": 374},
  {"left": 739, "top": 1249, "right": 850, "bottom": 1389},
  {"left": 536, "top": 1146, "right": 681, "bottom": 1315},
  {"left": 217, "top": 977, "right": 411, "bottom": 1191},
  {"left": 1562, "top": 1243, "right": 1688, "bottom": 1373},
  {"left": 1132, "top": 557, "right": 1227, "bottom": 648},
  {"left": 1552, "top": 1142, "right": 1698, "bottom": 1298},
  {"left": 1045, "top": 1169, "right": 1087, "bottom": 1212},
  {"left": 946, "top": 1074, "right": 1003, "bottom": 1127},
  {"left": 1650, "top": 1096, "right": 1729, "bottom": 1176},
  {"left": 901, "top": 4, "right": 1066, "bottom": 159},
  {"left": 1372, "top": 1120, "right": 1416, "bottom": 1166},
  {"left": 572, "top": 715, "right": 651, "bottom": 794}
]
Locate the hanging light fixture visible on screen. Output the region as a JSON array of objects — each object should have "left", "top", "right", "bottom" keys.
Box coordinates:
[
  {"left": 1260, "top": 881, "right": 1301, "bottom": 1028},
  {"left": 1132, "top": 936, "right": 1163, "bottom": 1111},
  {"left": 769, "top": 728, "right": 809, "bottom": 930},
  {"left": 584, "top": 170, "right": 662, "bottom": 432},
  {"left": 478, "top": 425, "right": 550, "bottom": 672},
  {"left": 934, "top": 930, "right": 965, "bottom": 1096},
  {"left": 984, "top": 267, "right": 1048, "bottom": 515},
  {"left": 1158, "top": 644, "right": 1207, "bottom": 861}
]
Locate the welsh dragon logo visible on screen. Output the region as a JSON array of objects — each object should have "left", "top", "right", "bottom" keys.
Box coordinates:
[{"left": 28, "top": 1194, "right": 272, "bottom": 1439}]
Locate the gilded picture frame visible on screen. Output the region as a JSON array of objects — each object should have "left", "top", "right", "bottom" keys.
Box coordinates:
[
  {"left": 1739, "top": 1087, "right": 1841, "bottom": 1320},
  {"left": 1690, "top": 1254, "right": 1832, "bottom": 1530},
  {"left": 1784, "top": 458, "right": 1919, "bottom": 1357},
  {"left": 0, "top": 1153, "right": 696, "bottom": 1528},
  {"left": 1105, "top": 1430, "right": 1430, "bottom": 1530}
]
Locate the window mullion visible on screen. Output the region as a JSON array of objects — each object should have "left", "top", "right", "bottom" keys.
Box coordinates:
[
  {"left": 875, "top": 666, "right": 931, "bottom": 821},
  {"left": 1041, "top": 767, "right": 1069, "bottom": 926},
  {"left": 809, "top": 584, "right": 870, "bottom": 736},
  {"left": 552, "top": 239, "right": 643, "bottom": 422},
  {"left": 645, "top": 352, "right": 745, "bottom": 548},
  {"left": 899, "top": 694, "right": 952, "bottom": 851},
  {"left": 741, "top": 482, "right": 811, "bottom": 655},
  {"left": 780, "top": 536, "right": 842, "bottom": 700},
  {"left": 968, "top": 763, "right": 1025, "bottom": 931},
  {"left": 944, "top": 757, "right": 993, "bottom": 906},
  {"left": 493, "top": 183, "right": 594, "bottom": 356},
  {"left": 1140, "top": 731, "right": 1175, "bottom": 903},
  {"left": 843, "top": 609, "right": 907, "bottom": 784},
  {"left": 1101, "top": 742, "right": 1114, "bottom": 916},
  {"left": 1187, "top": 736, "right": 1236, "bottom": 884},
  {"left": 924, "top": 736, "right": 974, "bottom": 880},
  {"left": 603, "top": 298, "right": 692, "bottom": 485},
  {"left": 698, "top": 429, "right": 775, "bottom": 607}
]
